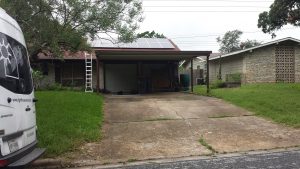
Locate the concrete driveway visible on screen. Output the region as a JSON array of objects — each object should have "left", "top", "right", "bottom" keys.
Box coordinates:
[{"left": 66, "top": 93, "right": 300, "bottom": 166}]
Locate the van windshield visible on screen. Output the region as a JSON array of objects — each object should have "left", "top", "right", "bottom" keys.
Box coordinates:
[{"left": 0, "top": 32, "right": 33, "bottom": 94}]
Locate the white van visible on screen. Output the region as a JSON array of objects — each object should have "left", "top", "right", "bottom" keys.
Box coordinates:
[{"left": 0, "top": 8, "right": 45, "bottom": 168}]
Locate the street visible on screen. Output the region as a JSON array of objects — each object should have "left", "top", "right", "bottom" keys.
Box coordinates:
[{"left": 93, "top": 149, "right": 300, "bottom": 169}]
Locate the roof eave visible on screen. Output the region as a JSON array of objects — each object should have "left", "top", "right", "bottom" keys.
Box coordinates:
[{"left": 95, "top": 50, "right": 212, "bottom": 61}]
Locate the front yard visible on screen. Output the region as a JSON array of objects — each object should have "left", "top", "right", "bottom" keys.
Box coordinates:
[
  {"left": 35, "top": 91, "right": 103, "bottom": 157},
  {"left": 194, "top": 84, "right": 300, "bottom": 128}
]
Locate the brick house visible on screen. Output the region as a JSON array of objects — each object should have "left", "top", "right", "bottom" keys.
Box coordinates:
[{"left": 209, "top": 37, "right": 300, "bottom": 83}]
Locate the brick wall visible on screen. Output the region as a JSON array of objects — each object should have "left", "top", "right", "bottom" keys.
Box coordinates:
[
  {"left": 209, "top": 55, "right": 243, "bottom": 83},
  {"left": 243, "top": 45, "right": 276, "bottom": 83},
  {"left": 209, "top": 43, "right": 300, "bottom": 84},
  {"left": 295, "top": 46, "right": 300, "bottom": 82}
]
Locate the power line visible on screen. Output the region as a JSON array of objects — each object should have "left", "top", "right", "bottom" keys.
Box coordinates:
[
  {"left": 170, "top": 27, "right": 299, "bottom": 39},
  {"left": 175, "top": 41, "right": 219, "bottom": 43},
  {"left": 145, "top": 10, "right": 264, "bottom": 12},
  {"left": 143, "top": 5, "right": 269, "bottom": 8},
  {"left": 144, "top": 0, "right": 271, "bottom": 1}
]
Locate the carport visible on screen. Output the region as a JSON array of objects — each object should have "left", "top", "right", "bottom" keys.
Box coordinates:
[{"left": 95, "top": 50, "right": 212, "bottom": 94}]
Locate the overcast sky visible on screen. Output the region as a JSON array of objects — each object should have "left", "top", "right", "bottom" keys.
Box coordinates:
[{"left": 138, "top": 0, "right": 300, "bottom": 52}]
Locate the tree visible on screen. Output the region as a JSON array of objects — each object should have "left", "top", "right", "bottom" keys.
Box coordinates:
[
  {"left": 217, "top": 30, "right": 262, "bottom": 53},
  {"left": 0, "top": 0, "right": 143, "bottom": 58},
  {"left": 217, "top": 30, "right": 243, "bottom": 54},
  {"left": 258, "top": 0, "right": 300, "bottom": 37},
  {"left": 240, "top": 39, "right": 262, "bottom": 49},
  {"left": 137, "top": 31, "right": 166, "bottom": 38}
]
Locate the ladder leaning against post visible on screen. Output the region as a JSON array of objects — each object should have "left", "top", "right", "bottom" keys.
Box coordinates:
[{"left": 85, "top": 52, "right": 93, "bottom": 92}]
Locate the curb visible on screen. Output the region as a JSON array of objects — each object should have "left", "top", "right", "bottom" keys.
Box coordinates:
[
  {"left": 29, "top": 147, "right": 300, "bottom": 169},
  {"left": 73, "top": 147, "right": 300, "bottom": 169}
]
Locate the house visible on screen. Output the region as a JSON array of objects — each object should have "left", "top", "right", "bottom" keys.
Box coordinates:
[
  {"left": 35, "top": 38, "right": 212, "bottom": 93},
  {"left": 209, "top": 37, "right": 300, "bottom": 83},
  {"left": 34, "top": 51, "right": 97, "bottom": 88}
]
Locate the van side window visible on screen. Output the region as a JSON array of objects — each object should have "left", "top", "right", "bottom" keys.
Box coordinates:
[{"left": 0, "top": 32, "right": 33, "bottom": 94}]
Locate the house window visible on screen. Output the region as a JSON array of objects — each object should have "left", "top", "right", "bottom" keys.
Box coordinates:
[
  {"left": 61, "top": 62, "right": 85, "bottom": 86},
  {"left": 275, "top": 46, "right": 295, "bottom": 83}
]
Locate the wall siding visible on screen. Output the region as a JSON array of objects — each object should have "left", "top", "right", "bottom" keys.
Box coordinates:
[
  {"left": 209, "top": 56, "right": 243, "bottom": 82},
  {"left": 209, "top": 60, "right": 218, "bottom": 82},
  {"left": 39, "top": 63, "right": 55, "bottom": 87},
  {"left": 295, "top": 46, "right": 300, "bottom": 82},
  {"left": 244, "top": 46, "right": 276, "bottom": 83}
]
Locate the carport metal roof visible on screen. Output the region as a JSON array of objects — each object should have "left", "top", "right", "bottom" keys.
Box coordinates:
[{"left": 95, "top": 50, "right": 212, "bottom": 61}]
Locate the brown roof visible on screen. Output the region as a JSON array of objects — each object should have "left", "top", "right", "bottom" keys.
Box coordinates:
[{"left": 37, "top": 50, "right": 96, "bottom": 60}]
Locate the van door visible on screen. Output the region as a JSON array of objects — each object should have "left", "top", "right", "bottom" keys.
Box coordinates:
[{"left": 0, "top": 32, "right": 36, "bottom": 156}]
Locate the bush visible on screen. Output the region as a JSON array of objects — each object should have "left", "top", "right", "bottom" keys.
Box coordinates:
[
  {"left": 32, "top": 69, "right": 44, "bottom": 90},
  {"left": 226, "top": 73, "right": 242, "bottom": 83},
  {"left": 38, "top": 83, "right": 85, "bottom": 91},
  {"left": 211, "top": 80, "right": 226, "bottom": 89},
  {"left": 45, "top": 83, "right": 66, "bottom": 91}
]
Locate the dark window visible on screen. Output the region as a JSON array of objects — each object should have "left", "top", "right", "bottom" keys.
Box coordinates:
[{"left": 0, "top": 32, "right": 33, "bottom": 94}]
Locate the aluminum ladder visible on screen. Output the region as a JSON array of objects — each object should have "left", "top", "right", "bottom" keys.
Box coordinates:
[{"left": 85, "top": 52, "right": 93, "bottom": 92}]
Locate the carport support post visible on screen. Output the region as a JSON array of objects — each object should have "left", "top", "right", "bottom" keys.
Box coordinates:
[
  {"left": 190, "top": 58, "right": 194, "bottom": 92},
  {"left": 206, "top": 55, "right": 210, "bottom": 94},
  {"left": 96, "top": 57, "right": 100, "bottom": 94}
]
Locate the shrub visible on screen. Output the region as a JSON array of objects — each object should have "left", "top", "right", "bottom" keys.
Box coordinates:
[
  {"left": 226, "top": 73, "right": 242, "bottom": 83},
  {"left": 32, "top": 69, "right": 44, "bottom": 90},
  {"left": 45, "top": 83, "right": 67, "bottom": 91},
  {"left": 211, "top": 79, "right": 226, "bottom": 89}
]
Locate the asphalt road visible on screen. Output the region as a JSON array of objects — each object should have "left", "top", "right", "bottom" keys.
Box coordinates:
[{"left": 107, "top": 149, "right": 300, "bottom": 169}]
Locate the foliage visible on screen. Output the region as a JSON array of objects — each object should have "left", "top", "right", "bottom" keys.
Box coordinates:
[
  {"left": 258, "top": 0, "right": 300, "bottom": 37},
  {"left": 217, "top": 30, "right": 262, "bottom": 53},
  {"left": 35, "top": 91, "right": 103, "bottom": 157},
  {"left": 194, "top": 84, "right": 300, "bottom": 128},
  {"left": 217, "top": 30, "right": 243, "bottom": 53},
  {"left": 226, "top": 73, "right": 242, "bottom": 83},
  {"left": 44, "top": 83, "right": 66, "bottom": 91},
  {"left": 137, "top": 30, "right": 166, "bottom": 38},
  {"left": 38, "top": 83, "right": 85, "bottom": 91},
  {"left": 32, "top": 69, "right": 44, "bottom": 90},
  {"left": 240, "top": 40, "right": 262, "bottom": 49},
  {"left": 0, "top": 0, "right": 143, "bottom": 58},
  {"left": 211, "top": 79, "right": 226, "bottom": 89}
]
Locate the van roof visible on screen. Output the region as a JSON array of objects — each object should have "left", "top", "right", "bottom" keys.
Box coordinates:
[{"left": 0, "top": 7, "right": 26, "bottom": 46}]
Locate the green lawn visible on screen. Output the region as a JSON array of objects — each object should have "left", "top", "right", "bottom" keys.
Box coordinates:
[
  {"left": 35, "top": 91, "right": 103, "bottom": 157},
  {"left": 194, "top": 84, "right": 300, "bottom": 128}
]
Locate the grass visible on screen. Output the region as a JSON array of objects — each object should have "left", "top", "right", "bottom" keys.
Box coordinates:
[
  {"left": 208, "top": 115, "right": 237, "bottom": 118},
  {"left": 35, "top": 91, "right": 103, "bottom": 157},
  {"left": 194, "top": 83, "right": 300, "bottom": 128},
  {"left": 145, "top": 117, "right": 175, "bottom": 121},
  {"left": 199, "top": 137, "right": 217, "bottom": 153}
]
